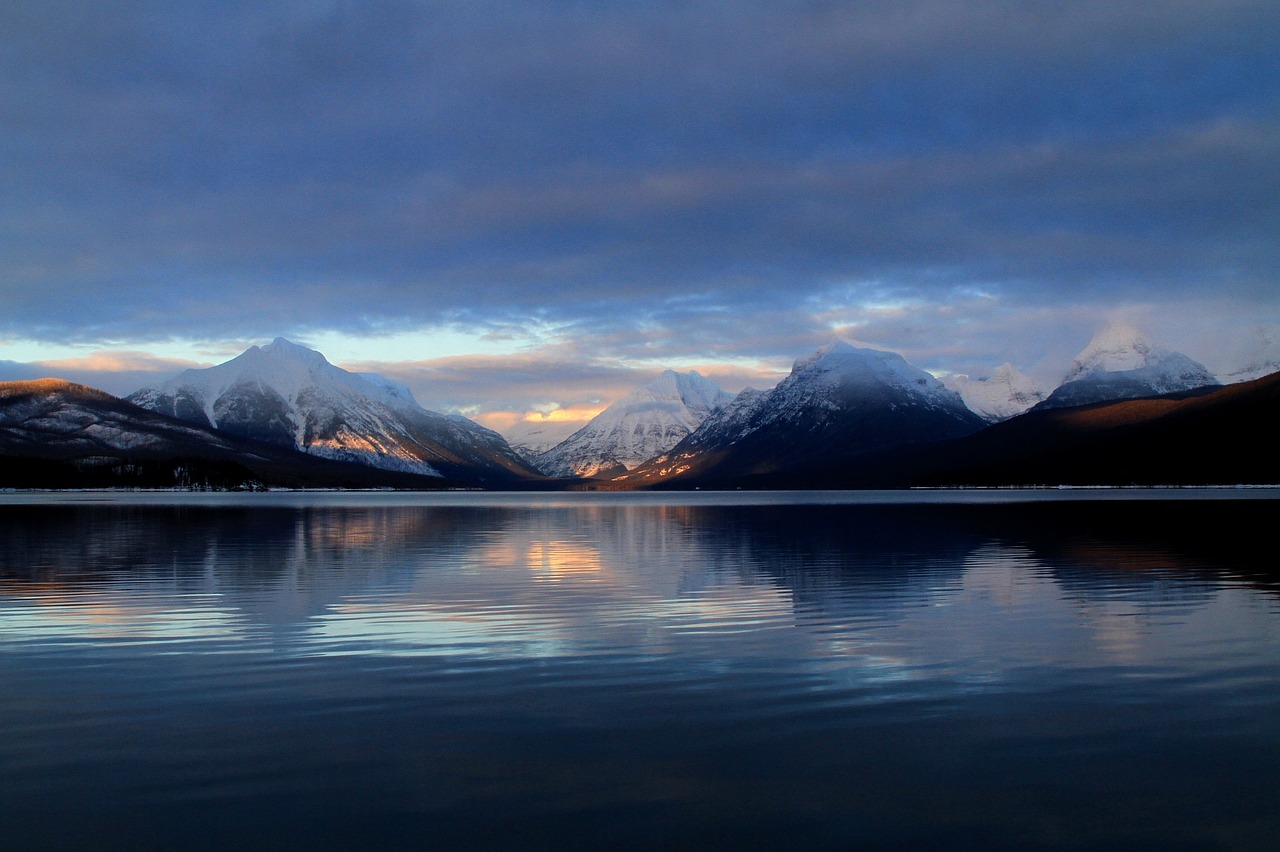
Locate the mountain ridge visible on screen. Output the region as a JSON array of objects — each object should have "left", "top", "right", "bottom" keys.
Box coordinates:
[
  {"left": 127, "top": 338, "right": 540, "bottom": 486},
  {"left": 0, "top": 378, "right": 457, "bottom": 489}
]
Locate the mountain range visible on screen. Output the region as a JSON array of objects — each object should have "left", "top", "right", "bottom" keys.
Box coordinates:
[
  {"left": 767, "top": 370, "right": 1280, "bottom": 489},
  {"left": 0, "top": 329, "right": 1271, "bottom": 489},
  {"left": 0, "top": 378, "right": 451, "bottom": 489}
]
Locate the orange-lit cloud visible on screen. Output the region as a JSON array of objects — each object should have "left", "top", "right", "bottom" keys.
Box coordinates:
[
  {"left": 473, "top": 404, "right": 606, "bottom": 432},
  {"left": 523, "top": 405, "right": 606, "bottom": 423},
  {"left": 35, "top": 351, "right": 207, "bottom": 374}
]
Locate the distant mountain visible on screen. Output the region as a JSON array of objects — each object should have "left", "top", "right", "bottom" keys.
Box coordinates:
[
  {"left": 503, "top": 417, "right": 584, "bottom": 462},
  {"left": 1219, "top": 327, "right": 1280, "bottom": 384},
  {"left": 128, "top": 338, "right": 539, "bottom": 486},
  {"left": 913, "top": 370, "right": 1280, "bottom": 487},
  {"left": 1035, "top": 323, "right": 1219, "bottom": 411},
  {"left": 535, "top": 370, "right": 734, "bottom": 478},
  {"left": 944, "top": 363, "right": 1046, "bottom": 422},
  {"left": 0, "top": 379, "right": 449, "bottom": 489},
  {"left": 1223, "top": 361, "right": 1280, "bottom": 384},
  {"left": 619, "top": 342, "right": 985, "bottom": 486}
]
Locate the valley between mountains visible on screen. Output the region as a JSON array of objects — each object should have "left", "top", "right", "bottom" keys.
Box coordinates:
[{"left": 2, "top": 326, "right": 1276, "bottom": 490}]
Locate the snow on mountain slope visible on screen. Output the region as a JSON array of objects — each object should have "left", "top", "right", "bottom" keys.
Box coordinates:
[
  {"left": 534, "top": 370, "right": 734, "bottom": 478},
  {"left": 355, "top": 372, "right": 422, "bottom": 408},
  {"left": 678, "top": 386, "right": 772, "bottom": 449},
  {"left": 768, "top": 341, "right": 969, "bottom": 418},
  {"left": 128, "top": 338, "right": 538, "bottom": 484},
  {"left": 1036, "top": 323, "right": 1219, "bottom": 411},
  {"left": 944, "top": 363, "right": 1047, "bottom": 422},
  {"left": 621, "top": 341, "right": 985, "bottom": 484}
]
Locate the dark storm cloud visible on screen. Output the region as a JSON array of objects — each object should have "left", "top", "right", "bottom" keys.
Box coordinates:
[{"left": 1, "top": 1, "right": 1277, "bottom": 347}]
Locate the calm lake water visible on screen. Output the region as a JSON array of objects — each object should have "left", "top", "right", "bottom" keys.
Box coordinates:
[{"left": 2, "top": 490, "right": 1278, "bottom": 850}]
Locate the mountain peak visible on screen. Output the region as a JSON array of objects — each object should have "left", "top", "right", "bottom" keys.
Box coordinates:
[
  {"left": 793, "top": 340, "right": 861, "bottom": 371},
  {"left": 1065, "top": 322, "right": 1156, "bottom": 380},
  {"left": 1037, "top": 324, "right": 1219, "bottom": 410},
  {"left": 534, "top": 369, "right": 734, "bottom": 478},
  {"left": 788, "top": 341, "right": 956, "bottom": 402},
  {"left": 639, "top": 369, "right": 728, "bottom": 410},
  {"left": 260, "top": 337, "right": 331, "bottom": 367}
]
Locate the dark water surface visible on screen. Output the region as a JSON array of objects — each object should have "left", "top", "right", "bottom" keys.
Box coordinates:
[{"left": 2, "top": 490, "right": 1278, "bottom": 850}]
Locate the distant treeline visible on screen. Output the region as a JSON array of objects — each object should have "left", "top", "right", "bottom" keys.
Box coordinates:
[{"left": 0, "top": 456, "right": 266, "bottom": 490}]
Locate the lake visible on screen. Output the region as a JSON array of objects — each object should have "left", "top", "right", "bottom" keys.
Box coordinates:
[{"left": 2, "top": 490, "right": 1278, "bottom": 850}]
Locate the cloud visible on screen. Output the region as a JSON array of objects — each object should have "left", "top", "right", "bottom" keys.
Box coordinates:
[
  {"left": 343, "top": 346, "right": 785, "bottom": 418},
  {"left": 35, "top": 351, "right": 204, "bottom": 374},
  {"left": 0, "top": 0, "right": 1276, "bottom": 397},
  {"left": 0, "top": 350, "right": 204, "bottom": 396}
]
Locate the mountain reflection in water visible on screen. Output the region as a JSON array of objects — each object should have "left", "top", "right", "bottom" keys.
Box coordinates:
[{"left": 1, "top": 492, "right": 1277, "bottom": 850}]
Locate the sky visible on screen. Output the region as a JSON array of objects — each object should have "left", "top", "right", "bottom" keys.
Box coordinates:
[{"left": 2, "top": 1, "right": 1278, "bottom": 431}]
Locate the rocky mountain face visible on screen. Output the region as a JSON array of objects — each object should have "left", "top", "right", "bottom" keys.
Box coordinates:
[
  {"left": 534, "top": 370, "right": 734, "bottom": 478},
  {"left": 127, "top": 338, "right": 539, "bottom": 486},
  {"left": 619, "top": 342, "right": 986, "bottom": 486},
  {"left": 1035, "top": 323, "right": 1219, "bottom": 411}
]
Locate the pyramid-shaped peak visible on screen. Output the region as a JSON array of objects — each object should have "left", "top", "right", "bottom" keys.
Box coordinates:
[
  {"left": 643, "top": 368, "right": 722, "bottom": 400},
  {"left": 1081, "top": 320, "right": 1152, "bottom": 352},
  {"left": 646, "top": 369, "right": 684, "bottom": 391},
  {"left": 261, "top": 337, "right": 331, "bottom": 365},
  {"left": 1067, "top": 322, "right": 1156, "bottom": 377},
  {"left": 649, "top": 368, "right": 707, "bottom": 384},
  {"left": 1040, "top": 322, "right": 1219, "bottom": 409}
]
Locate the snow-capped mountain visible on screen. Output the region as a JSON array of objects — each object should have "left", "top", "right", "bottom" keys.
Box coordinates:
[
  {"left": 0, "top": 378, "right": 478, "bottom": 489},
  {"left": 621, "top": 341, "right": 986, "bottom": 484},
  {"left": 1219, "top": 327, "right": 1280, "bottom": 384},
  {"left": 127, "top": 338, "right": 539, "bottom": 485},
  {"left": 944, "top": 363, "right": 1047, "bottom": 422},
  {"left": 534, "top": 370, "right": 734, "bottom": 478},
  {"left": 1035, "top": 323, "right": 1219, "bottom": 411}
]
